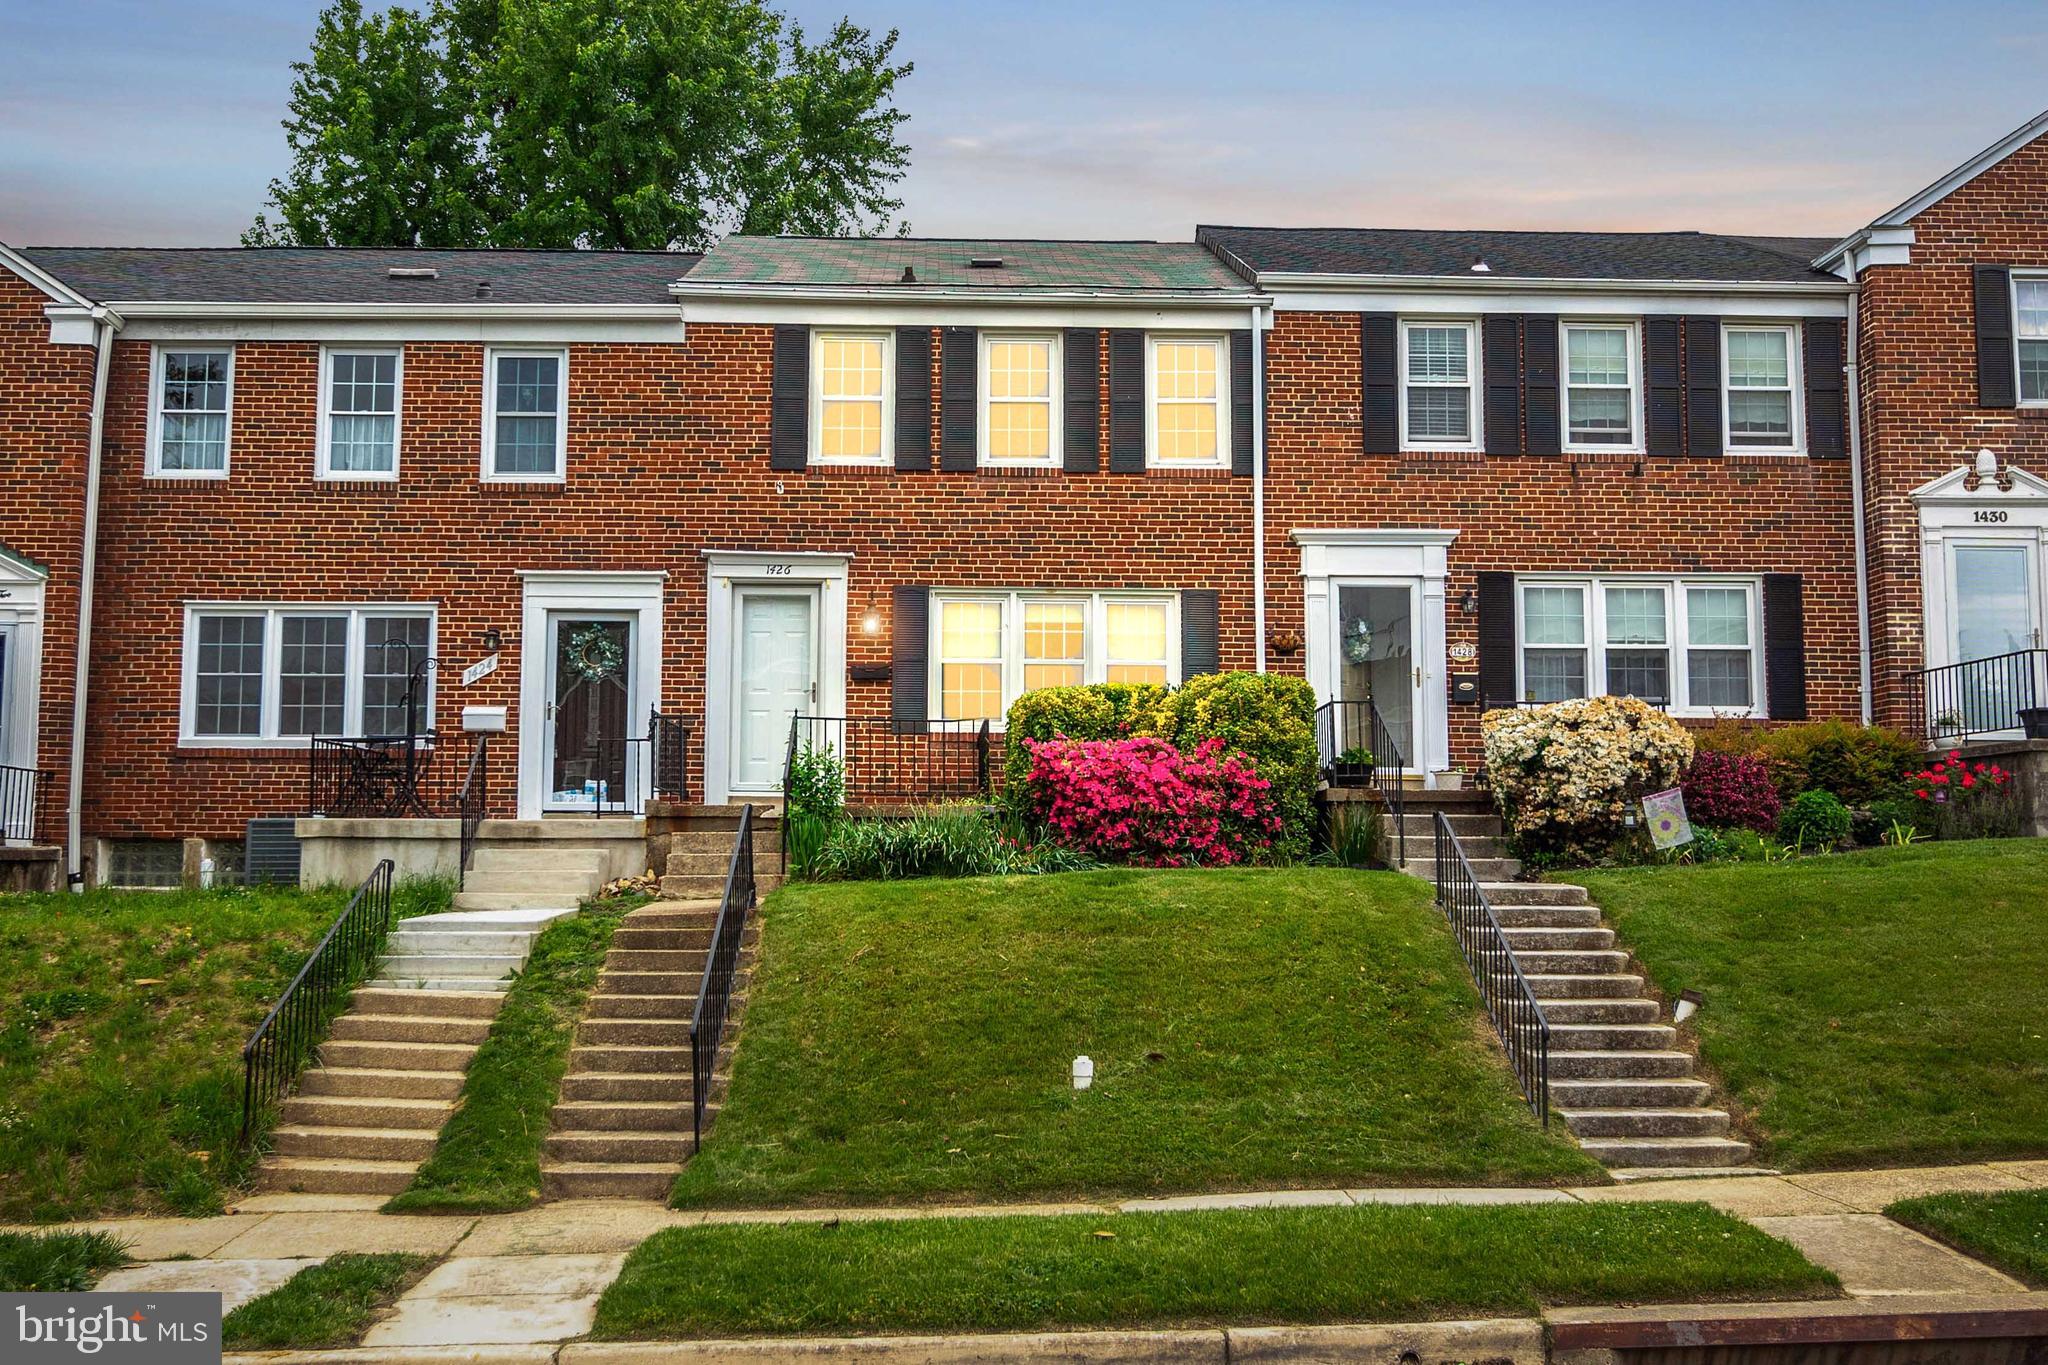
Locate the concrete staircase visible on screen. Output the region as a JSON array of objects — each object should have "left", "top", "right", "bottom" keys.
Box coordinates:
[
  {"left": 1384, "top": 793, "right": 1754, "bottom": 1176},
  {"left": 656, "top": 807, "right": 782, "bottom": 901}
]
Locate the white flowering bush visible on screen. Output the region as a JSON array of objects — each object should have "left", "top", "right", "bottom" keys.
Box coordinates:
[{"left": 1482, "top": 696, "right": 1694, "bottom": 864}]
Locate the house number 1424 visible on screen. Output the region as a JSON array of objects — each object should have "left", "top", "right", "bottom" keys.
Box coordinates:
[{"left": 1973, "top": 510, "right": 2009, "bottom": 523}]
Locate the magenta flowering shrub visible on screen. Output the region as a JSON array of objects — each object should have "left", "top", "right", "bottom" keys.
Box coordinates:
[
  {"left": 1681, "top": 750, "right": 1782, "bottom": 832},
  {"left": 1021, "top": 735, "right": 1283, "bottom": 867}
]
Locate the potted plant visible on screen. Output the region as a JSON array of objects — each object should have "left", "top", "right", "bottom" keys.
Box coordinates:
[
  {"left": 2020, "top": 707, "right": 2048, "bottom": 740},
  {"left": 1328, "top": 744, "right": 1375, "bottom": 786}
]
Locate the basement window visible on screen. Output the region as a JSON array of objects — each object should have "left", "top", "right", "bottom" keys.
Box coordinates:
[{"left": 105, "top": 840, "right": 183, "bottom": 889}]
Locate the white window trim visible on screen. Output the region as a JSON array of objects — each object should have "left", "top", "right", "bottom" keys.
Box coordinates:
[
  {"left": 316, "top": 346, "right": 404, "bottom": 482},
  {"left": 1144, "top": 333, "right": 1231, "bottom": 470},
  {"left": 1721, "top": 322, "right": 1805, "bottom": 456},
  {"left": 978, "top": 332, "right": 1062, "bottom": 468},
  {"left": 1398, "top": 318, "right": 1481, "bottom": 452},
  {"left": 1513, "top": 575, "right": 1763, "bottom": 718},
  {"left": 929, "top": 590, "right": 1181, "bottom": 725},
  {"left": 146, "top": 344, "right": 234, "bottom": 479},
  {"left": 1560, "top": 320, "right": 1643, "bottom": 455},
  {"left": 481, "top": 347, "right": 569, "bottom": 483},
  {"left": 179, "top": 603, "right": 437, "bottom": 747},
  {"left": 809, "top": 329, "right": 894, "bottom": 466},
  {"left": 2012, "top": 273, "right": 2048, "bottom": 408}
]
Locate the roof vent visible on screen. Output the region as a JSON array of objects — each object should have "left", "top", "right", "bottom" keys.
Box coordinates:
[
  {"left": 475, "top": 280, "right": 493, "bottom": 298},
  {"left": 1469, "top": 256, "right": 1492, "bottom": 273},
  {"left": 387, "top": 266, "right": 439, "bottom": 280},
  {"left": 969, "top": 256, "right": 1004, "bottom": 269},
  {"left": 900, "top": 265, "right": 918, "bottom": 284}
]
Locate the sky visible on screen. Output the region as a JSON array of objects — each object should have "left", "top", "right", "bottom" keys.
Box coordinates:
[{"left": 2, "top": 0, "right": 2045, "bottom": 247}]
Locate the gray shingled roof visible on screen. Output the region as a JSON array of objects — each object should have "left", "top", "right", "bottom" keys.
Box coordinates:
[
  {"left": 687, "top": 236, "right": 1253, "bottom": 292},
  {"left": 1195, "top": 226, "right": 1844, "bottom": 284},
  {"left": 17, "top": 248, "right": 701, "bottom": 305}
]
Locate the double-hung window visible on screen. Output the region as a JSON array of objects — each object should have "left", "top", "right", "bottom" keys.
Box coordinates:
[
  {"left": 1723, "top": 325, "right": 1800, "bottom": 451},
  {"left": 1401, "top": 321, "right": 1477, "bottom": 448},
  {"left": 1516, "top": 578, "right": 1759, "bottom": 715},
  {"left": 934, "top": 592, "right": 1176, "bottom": 721},
  {"left": 319, "top": 349, "right": 402, "bottom": 478},
  {"left": 484, "top": 349, "right": 568, "bottom": 479},
  {"left": 2015, "top": 277, "right": 2048, "bottom": 404},
  {"left": 148, "top": 347, "right": 232, "bottom": 476},
  {"left": 812, "top": 332, "right": 891, "bottom": 463},
  {"left": 183, "top": 605, "right": 435, "bottom": 744},
  {"left": 1147, "top": 335, "right": 1229, "bottom": 468},
  {"left": 1562, "top": 323, "right": 1637, "bottom": 450},
  {"left": 982, "top": 334, "right": 1060, "bottom": 466}
]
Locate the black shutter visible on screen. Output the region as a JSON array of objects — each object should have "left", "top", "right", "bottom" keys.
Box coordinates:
[
  {"left": 1229, "top": 329, "right": 1255, "bottom": 476},
  {"left": 1062, "top": 328, "right": 1099, "bottom": 473},
  {"left": 939, "top": 327, "right": 977, "bottom": 471},
  {"left": 1483, "top": 315, "right": 1521, "bottom": 455},
  {"left": 1180, "top": 589, "right": 1220, "bottom": 678},
  {"left": 894, "top": 326, "right": 932, "bottom": 471},
  {"left": 1360, "top": 313, "right": 1398, "bottom": 453},
  {"left": 769, "top": 325, "right": 809, "bottom": 470},
  {"left": 1804, "top": 318, "right": 1846, "bottom": 459},
  {"left": 1975, "top": 265, "right": 2017, "bottom": 409},
  {"left": 891, "top": 586, "right": 930, "bottom": 729},
  {"left": 1521, "top": 316, "right": 1559, "bottom": 456},
  {"left": 1476, "top": 572, "right": 1517, "bottom": 708},
  {"left": 1108, "top": 329, "right": 1145, "bottom": 472},
  {"left": 1645, "top": 316, "right": 1683, "bottom": 457},
  {"left": 1684, "top": 316, "right": 1723, "bottom": 456},
  {"left": 1762, "top": 573, "right": 1808, "bottom": 721}
]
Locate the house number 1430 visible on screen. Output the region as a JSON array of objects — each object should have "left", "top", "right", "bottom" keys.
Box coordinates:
[{"left": 1973, "top": 510, "right": 2008, "bottom": 523}]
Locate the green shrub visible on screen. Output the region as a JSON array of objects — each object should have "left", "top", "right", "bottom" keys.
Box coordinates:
[
  {"left": 815, "top": 804, "right": 1098, "bottom": 881},
  {"left": 1854, "top": 794, "right": 1933, "bottom": 846},
  {"left": 1003, "top": 683, "right": 1167, "bottom": 793},
  {"left": 787, "top": 742, "right": 846, "bottom": 820},
  {"left": 1756, "top": 721, "right": 1923, "bottom": 805},
  {"left": 1482, "top": 696, "right": 1695, "bottom": 865},
  {"left": 1315, "top": 802, "right": 1386, "bottom": 868},
  {"left": 1145, "top": 673, "right": 1319, "bottom": 861},
  {"left": 1777, "top": 789, "right": 1853, "bottom": 850},
  {"left": 784, "top": 809, "right": 833, "bottom": 880}
]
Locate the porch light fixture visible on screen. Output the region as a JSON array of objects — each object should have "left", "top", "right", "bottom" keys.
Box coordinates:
[
  {"left": 859, "top": 591, "right": 884, "bottom": 636},
  {"left": 480, "top": 627, "right": 504, "bottom": 652},
  {"left": 1460, "top": 588, "right": 1478, "bottom": 615},
  {"left": 1673, "top": 989, "right": 1704, "bottom": 1025}
]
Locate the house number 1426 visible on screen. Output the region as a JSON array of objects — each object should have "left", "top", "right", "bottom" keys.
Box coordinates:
[{"left": 1973, "top": 510, "right": 2008, "bottom": 523}]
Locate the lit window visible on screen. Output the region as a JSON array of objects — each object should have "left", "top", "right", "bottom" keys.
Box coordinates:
[
  {"left": 1724, "top": 327, "right": 1798, "bottom": 450},
  {"left": 1149, "top": 337, "right": 1228, "bottom": 467},
  {"left": 1515, "top": 578, "right": 1759, "bottom": 715},
  {"left": 2016, "top": 279, "right": 2048, "bottom": 404},
  {"left": 1022, "top": 600, "right": 1085, "bottom": 690},
  {"left": 1105, "top": 601, "right": 1170, "bottom": 684},
  {"left": 485, "top": 350, "right": 567, "bottom": 478},
  {"left": 983, "top": 336, "right": 1059, "bottom": 465},
  {"left": 150, "top": 348, "right": 232, "bottom": 476},
  {"left": 1520, "top": 585, "right": 1589, "bottom": 702},
  {"left": 185, "top": 606, "right": 435, "bottom": 743},
  {"left": 1402, "top": 321, "right": 1475, "bottom": 447},
  {"left": 939, "top": 599, "right": 1005, "bottom": 721},
  {"left": 931, "top": 593, "right": 1179, "bottom": 721},
  {"left": 814, "top": 333, "right": 889, "bottom": 462},
  {"left": 1563, "top": 324, "right": 1636, "bottom": 449},
  {"left": 320, "top": 350, "right": 401, "bottom": 477}
]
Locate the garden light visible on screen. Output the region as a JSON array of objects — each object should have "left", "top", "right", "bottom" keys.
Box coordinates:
[
  {"left": 1072, "top": 1056, "right": 1094, "bottom": 1090},
  {"left": 1674, "top": 990, "right": 1704, "bottom": 1025}
]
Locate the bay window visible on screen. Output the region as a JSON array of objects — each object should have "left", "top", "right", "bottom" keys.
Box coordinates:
[
  {"left": 1562, "top": 323, "right": 1637, "bottom": 450},
  {"left": 148, "top": 347, "right": 232, "bottom": 476},
  {"left": 183, "top": 605, "right": 435, "bottom": 743},
  {"left": 2016, "top": 277, "right": 2048, "bottom": 404},
  {"left": 982, "top": 335, "right": 1060, "bottom": 465},
  {"left": 319, "top": 349, "right": 402, "bottom": 478},
  {"left": 1401, "top": 320, "right": 1477, "bottom": 448},
  {"left": 1723, "top": 325, "right": 1800, "bottom": 451},
  {"left": 812, "top": 331, "right": 890, "bottom": 463},
  {"left": 934, "top": 592, "right": 1177, "bottom": 721},
  {"left": 1147, "top": 336, "right": 1228, "bottom": 468},
  {"left": 1517, "top": 578, "right": 1759, "bottom": 715}
]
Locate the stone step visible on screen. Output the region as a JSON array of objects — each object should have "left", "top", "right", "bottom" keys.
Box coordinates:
[
  {"left": 579, "top": 1018, "right": 691, "bottom": 1047},
  {"left": 318, "top": 1039, "right": 478, "bottom": 1072},
  {"left": 1576, "top": 1136, "right": 1754, "bottom": 1168},
  {"left": 387, "top": 927, "right": 538, "bottom": 951},
  {"left": 272, "top": 1124, "right": 440, "bottom": 1162},
  {"left": 328, "top": 1013, "right": 493, "bottom": 1046},
  {"left": 1484, "top": 882, "right": 1587, "bottom": 906},
  {"left": 607, "top": 947, "right": 714, "bottom": 972},
  {"left": 663, "top": 852, "right": 755, "bottom": 876},
  {"left": 1547, "top": 1023, "right": 1678, "bottom": 1052},
  {"left": 298, "top": 1067, "right": 467, "bottom": 1101},
  {"left": 376, "top": 953, "right": 525, "bottom": 981},
  {"left": 470, "top": 846, "right": 611, "bottom": 872},
  {"left": 625, "top": 902, "right": 720, "bottom": 924},
  {"left": 586, "top": 993, "right": 697, "bottom": 1019},
  {"left": 278, "top": 1094, "right": 452, "bottom": 1130},
  {"left": 1549, "top": 1049, "right": 1697, "bottom": 1080},
  {"left": 1550, "top": 1077, "right": 1713, "bottom": 1108},
  {"left": 1500, "top": 926, "right": 1616, "bottom": 952},
  {"left": 1401, "top": 857, "right": 1523, "bottom": 881},
  {"left": 597, "top": 970, "right": 705, "bottom": 996},
  {"left": 665, "top": 829, "right": 782, "bottom": 852},
  {"left": 389, "top": 977, "right": 515, "bottom": 993},
  {"left": 1390, "top": 833, "right": 1509, "bottom": 859},
  {"left": 545, "top": 1130, "right": 694, "bottom": 1163},
  {"left": 477, "top": 818, "right": 646, "bottom": 839},
  {"left": 451, "top": 892, "right": 586, "bottom": 913},
  {"left": 1490, "top": 905, "right": 1606, "bottom": 929},
  {"left": 349, "top": 987, "right": 506, "bottom": 1019},
  {"left": 1521, "top": 973, "right": 1646, "bottom": 1000},
  {"left": 558, "top": 1072, "right": 694, "bottom": 1103},
  {"left": 611, "top": 926, "right": 714, "bottom": 951},
  {"left": 549, "top": 1100, "right": 691, "bottom": 1132},
  {"left": 1508, "top": 949, "right": 1631, "bottom": 976},
  {"left": 1538, "top": 998, "right": 1664, "bottom": 1025},
  {"left": 458, "top": 870, "right": 606, "bottom": 897},
  {"left": 1394, "top": 812, "right": 1500, "bottom": 836},
  {"left": 1560, "top": 1108, "right": 1733, "bottom": 1139},
  {"left": 540, "top": 1162, "right": 680, "bottom": 1201},
  {"left": 568, "top": 1044, "right": 691, "bottom": 1074},
  {"left": 254, "top": 1156, "right": 418, "bottom": 1195}
]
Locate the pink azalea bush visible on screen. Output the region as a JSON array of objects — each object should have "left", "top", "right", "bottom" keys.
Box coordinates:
[
  {"left": 1681, "top": 750, "right": 1782, "bottom": 832},
  {"left": 1021, "top": 735, "right": 1282, "bottom": 867}
]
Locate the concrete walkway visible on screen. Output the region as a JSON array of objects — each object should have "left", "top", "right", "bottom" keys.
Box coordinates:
[{"left": 12, "top": 1159, "right": 2044, "bottom": 1355}]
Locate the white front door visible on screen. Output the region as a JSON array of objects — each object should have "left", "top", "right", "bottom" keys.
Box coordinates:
[
  {"left": 543, "top": 613, "right": 636, "bottom": 811},
  {"left": 731, "top": 591, "right": 816, "bottom": 793},
  {"left": 1946, "top": 540, "right": 2045, "bottom": 734},
  {"left": 1331, "top": 579, "right": 1424, "bottom": 771}
]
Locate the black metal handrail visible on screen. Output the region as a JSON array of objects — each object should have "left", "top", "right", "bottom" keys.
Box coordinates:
[
  {"left": 308, "top": 733, "right": 445, "bottom": 818},
  {"left": 1433, "top": 811, "right": 1549, "bottom": 1125},
  {"left": 690, "top": 803, "right": 756, "bottom": 1151},
  {"left": 0, "top": 764, "right": 51, "bottom": 846},
  {"left": 781, "top": 715, "right": 995, "bottom": 808},
  {"left": 1314, "top": 699, "right": 1406, "bottom": 866},
  {"left": 240, "top": 859, "right": 396, "bottom": 1144},
  {"left": 458, "top": 735, "right": 489, "bottom": 888},
  {"left": 649, "top": 712, "right": 694, "bottom": 802},
  {"left": 1915, "top": 648, "right": 2048, "bottom": 742}
]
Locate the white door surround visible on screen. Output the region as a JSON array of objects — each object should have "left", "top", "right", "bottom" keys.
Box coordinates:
[
  {"left": 516, "top": 571, "right": 665, "bottom": 820},
  {"left": 1294, "top": 529, "right": 1457, "bottom": 781},
  {"left": 703, "top": 551, "right": 850, "bottom": 806},
  {"left": 0, "top": 546, "right": 47, "bottom": 780},
  {"left": 1912, "top": 460, "right": 2048, "bottom": 673}
]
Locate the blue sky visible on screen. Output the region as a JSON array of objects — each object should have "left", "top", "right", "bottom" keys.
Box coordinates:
[{"left": 3, "top": 0, "right": 2044, "bottom": 246}]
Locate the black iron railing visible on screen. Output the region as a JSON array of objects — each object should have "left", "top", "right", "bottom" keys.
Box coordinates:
[
  {"left": 578, "top": 712, "right": 699, "bottom": 817},
  {"left": 308, "top": 733, "right": 451, "bottom": 818},
  {"left": 458, "top": 735, "right": 489, "bottom": 887},
  {"left": 781, "top": 716, "right": 994, "bottom": 808},
  {"left": 1433, "top": 811, "right": 1549, "bottom": 1125},
  {"left": 649, "top": 712, "right": 694, "bottom": 802},
  {"left": 0, "top": 764, "right": 51, "bottom": 846},
  {"left": 1315, "top": 698, "right": 1406, "bottom": 866},
  {"left": 1914, "top": 649, "right": 2048, "bottom": 742},
  {"left": 690, "top": 803, "right": 756, "bottom": 1151},
  {"left": 239, "top": 859, "right": 396, "bottom": 1144}
]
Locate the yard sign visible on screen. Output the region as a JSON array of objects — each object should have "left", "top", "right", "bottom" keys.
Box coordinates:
[{"left": 1643, "top": 788, "right": 1694, "bottom": 849}]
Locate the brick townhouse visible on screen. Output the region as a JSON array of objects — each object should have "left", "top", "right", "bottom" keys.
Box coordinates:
[{"left": 4, "top": 108, "right": 2047, "bottom": 886}]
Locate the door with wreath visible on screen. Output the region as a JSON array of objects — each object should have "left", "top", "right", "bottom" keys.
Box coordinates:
[{"left": 549, "top": 617, "right": 632, "bottom": 808}]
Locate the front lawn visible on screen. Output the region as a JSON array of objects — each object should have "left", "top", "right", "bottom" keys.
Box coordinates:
[
  {"left": 1888, "top": 1189, "right": 2048, "bottom": 1288},
  {"left": 669, "top": 869, "right": 1601, "bottom": 1208},
  {"left": 222, "top": 1252, "right": 433, "bottom": 1351},
  {"left": 593, "top": 1202, "right": 1833, "bottom": 1338},
  {"left": 1577, "top": 840, "right": 2048, "bottom": 1171}
]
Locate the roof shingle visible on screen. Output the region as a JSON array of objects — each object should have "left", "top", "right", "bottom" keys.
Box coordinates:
[
  {"left": 685, "top": 236, "right": 1252, "bottom": 292},
  {"left": 1195, "top": 226, "right": 1843, "bottom": 284}
]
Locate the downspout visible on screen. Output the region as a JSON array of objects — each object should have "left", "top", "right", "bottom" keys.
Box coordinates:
[
  {"left": 1251, "top": 299, "right": 1269, "bottom": 674},
  {"left": 67, "top": 309, "right": 117, "bottom": 889},
  {"left": 1843, "top": 284, "right": 1874, "bottom": 725}
]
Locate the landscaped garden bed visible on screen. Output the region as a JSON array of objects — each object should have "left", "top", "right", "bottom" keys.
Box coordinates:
[{"left": 669, "top": 868, "right": 1601, "bottom": 1209}]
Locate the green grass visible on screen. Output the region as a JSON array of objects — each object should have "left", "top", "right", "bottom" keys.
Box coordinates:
[
  {"left": 669, "top": 869, "right": 1601, "bottom": 1208},
  {"left": 1577, "top": 840, "right": 2048, "bottom": 1171},
  {"left": 221, "top": 1252, "right": 432, "bottom": 1350},
  {"left": 1888, "top": 1189, "right": 2048, "bottom": 1288},
  {"left": 593, "top": 1202, "right": 1834, "bottom": 1338},
  {"left": 0, "top": 1230, "right": 133, "bottom": 1291},
  {"left": 383, "top": 893, "right": 647, "bottom": 1212}
]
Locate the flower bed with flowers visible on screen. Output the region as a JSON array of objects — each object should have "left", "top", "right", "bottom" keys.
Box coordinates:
[
  {"left": 1021, "top": 736, "right": 1282, "bottom": 868},
  {"left": 1482, "top": 697, "right": 1694, "bottom": 865},
  {"left": 1907, "top": 751, "right": 2022, "bottom": 840}
]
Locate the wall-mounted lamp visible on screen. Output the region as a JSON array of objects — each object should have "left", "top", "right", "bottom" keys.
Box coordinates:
[
  {"left": 859, "top": 590, "right": 884, "bottom": 637},
  {"left": 1459, "top": 588, "right": 1478, "bottom": 615},
  {"left": 480, "top": 626, "right": 504, "bottom": 652}
]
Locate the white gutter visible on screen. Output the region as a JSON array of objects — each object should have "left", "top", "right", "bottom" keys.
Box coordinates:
[
  {"left": 1251, "top": 299, "right": 1269, "bottom": 674},
  {"left": 1843, "top": 283, "right": 1875, "bottom": 725},
  {"left": 68, "top": 308, "right": 118, "bottom": 890},
  {"left": 668, "top": 281, "right": 1263, "bottom": 308},
  {"left": 107, "top": 301, "right": 683, "bottom": 321},
  {"left": 1251, "top": 271, "right": 1852, "bottom": 298}
]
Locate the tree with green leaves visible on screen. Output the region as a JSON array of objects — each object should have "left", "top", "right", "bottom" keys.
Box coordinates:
[{"left": 246, "top": 0, "right": 912, "bottom": 249}]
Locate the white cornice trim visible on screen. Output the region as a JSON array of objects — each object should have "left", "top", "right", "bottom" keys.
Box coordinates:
[
  {"left": 1291, "top": 528, "right": 1462, "bottom": 548},
  {"left": 1818, "top": 109, "right": 2048, "bottom": 269},
  {"left": 108, "top": 301, "right": 681, "bottom": 321},
  {"left": 669, "top": 281, "right": 1262, "bottom": 308},
  {"left": 1910, "top": 462, "right": 2048, "bottom": 506},
  {"left": 699, "top": 548, "right": 856, "bottom": 563},
  {"left": 1256, "top": 271, "right": 1849, "bottom": 297}
]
